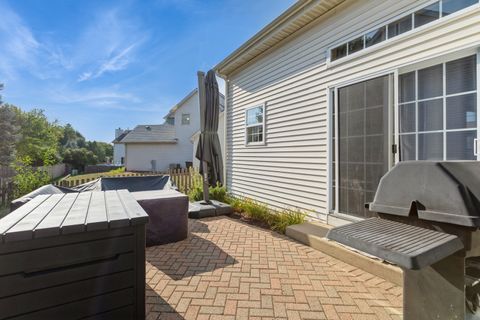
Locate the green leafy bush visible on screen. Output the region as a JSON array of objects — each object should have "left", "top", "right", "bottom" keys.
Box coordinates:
[
  {"left": 240, "top": 198, "right": 270, "bottom": 221},
  {"left": 270, "top": 208, "right": 307, "bottom": 233},
  {"left": 13, "top": 157, "right": 51, "bottom": 198},
  {"left": 188, "top": 171, "right": 227, "bottom": 202},
  {"left": 224, "top": 195, "right": 307, "bottom": 234},
  {"left": 108, "top": 167, "right": 125, "bottom": 174}
]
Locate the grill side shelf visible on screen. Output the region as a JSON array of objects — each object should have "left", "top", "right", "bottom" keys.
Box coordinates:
[{"left": 326, "top": 218, "right": 464, "bottom": 270}]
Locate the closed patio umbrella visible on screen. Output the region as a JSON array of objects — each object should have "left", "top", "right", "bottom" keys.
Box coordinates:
[{"left": 196, "top": 70, "right": 223, "bottom": 202}]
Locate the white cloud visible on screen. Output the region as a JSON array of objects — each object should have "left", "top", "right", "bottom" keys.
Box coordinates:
[
  {"left": 77, "top": 43, "right": 138, "bottom": 82},
  {"left": 49, "top": 87, "right": 141, "bottom": 105},
  {"left": 74, "top": 8, "right": 148, "bottom": 82}
]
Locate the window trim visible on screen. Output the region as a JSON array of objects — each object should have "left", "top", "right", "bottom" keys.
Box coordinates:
[
  {"left": 244, "top": 104, "right": 266, "bottom": 147},
  {"left": 327, "top": 0, "right": 480, "bottom": 66},
  {"left": 181, "top": 113, "right": 191, "bottom": 125},
  {"left": 398, "top": 53, "right": 478, "bottom": 161}
]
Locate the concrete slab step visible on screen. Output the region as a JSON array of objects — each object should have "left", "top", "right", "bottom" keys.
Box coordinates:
[{"left": 286, "top": 221, "right": 403, "bottom": 286}]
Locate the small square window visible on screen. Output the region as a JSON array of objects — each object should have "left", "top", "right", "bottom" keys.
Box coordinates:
[
  {"left": 365, "top": 27, "right": 386, "bottom": 48},
  {"left": 166, "top": 117, "right": 175, "bottom": 125},
  {"left": 388, "top": 15, "right": 413, "bottom": 38},
  {"left": 348, "top": 36, "right": 364, "bottom": 55},
  {"left": 442, "top": 0, "right": 477, "bottom": 16},
  {"left": 331, "top": 44, "right": 347, "bottom": 61},
  {"left": 181, "top": 113, "right": 190, "bottom": 125},
  {"left": 414, "top": 2, "right": 440, "bottom": 28}
]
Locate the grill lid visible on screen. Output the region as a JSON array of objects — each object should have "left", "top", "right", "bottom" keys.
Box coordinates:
[{"left": 368, "top": 161, "right": 480, "bottom": 227}]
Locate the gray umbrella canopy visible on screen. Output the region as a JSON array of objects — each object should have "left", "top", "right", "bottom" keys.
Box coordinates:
[{"left": 196, "top": 70, "right": 223, "bottom": 186}]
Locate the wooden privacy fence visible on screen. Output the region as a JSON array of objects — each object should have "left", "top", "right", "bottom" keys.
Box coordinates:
[{"left": 55, "top": 168, "right": 200, "bottom": 193}]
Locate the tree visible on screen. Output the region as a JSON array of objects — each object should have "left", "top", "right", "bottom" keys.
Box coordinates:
[
  {"left": 85, "top": 141, "right": 113, "bottom": 163},
  {"left": 14, "top": 108, "right": 63, "bottom": 166},
  {"left": 62, "top": 148, "right": 98, "bottom": 171},
  {"left": 0, "top": 88, "right": 19, "bottom": 167},
  {"left": 59, "top": 123, "right": 86, "bottom": 150}
]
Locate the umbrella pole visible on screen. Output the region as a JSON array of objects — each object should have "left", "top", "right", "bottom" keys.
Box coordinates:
[
  {"left": 197, "top": 71, "right": 210, "bottom": 204},
  {"left": 202, "top": 160, "right": 209, "bottom": 203}
]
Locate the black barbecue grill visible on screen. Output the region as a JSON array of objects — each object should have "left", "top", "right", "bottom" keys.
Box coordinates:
[{"left": 327, "top": 161, "right": 480, "bottom": 320}]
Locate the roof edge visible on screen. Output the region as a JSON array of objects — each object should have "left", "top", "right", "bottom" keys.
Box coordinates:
[{"left": 214, "top": 0, "right": 314, "bottom": 76}]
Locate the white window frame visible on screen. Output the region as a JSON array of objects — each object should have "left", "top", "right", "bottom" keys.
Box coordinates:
[
  {"left": 181, "top": 113, "right": 190, "bottom": 125},
  {"left": 328, "top": 72, "right": 396, "bottom": 218},
  {"left": 397, "top": 49, "right": 479, "bottom": 161},
  {"left": 327, "top": 0, "right": 480, "bottom": 66},
  {"left": 245, "top": 104, "right": 266, "bottom": 146}
]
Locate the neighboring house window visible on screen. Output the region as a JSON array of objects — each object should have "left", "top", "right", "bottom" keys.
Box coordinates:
[
  {"left": 399, "top": 54, "right": 478, "bottom": 161},
  {"left": 330, "top": 0, "right": 478, "bottom": 62},
  {"left": 245, "top": 105, "right": 265, "bottom": 145},
  {"left": 182, "top": 113, "right": 190, "bottom": 125},
  {"left": 166, "top": 117, "right": 175, "bottom": 125}
]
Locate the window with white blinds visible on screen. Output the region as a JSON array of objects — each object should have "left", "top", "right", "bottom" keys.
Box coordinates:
[{"left": 399, "top": 55, "right": 477, "bottom": 161}]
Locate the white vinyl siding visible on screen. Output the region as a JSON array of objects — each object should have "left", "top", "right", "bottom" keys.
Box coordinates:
[{"left": 224, "top": 0, "right": 480, "bottom": 221}]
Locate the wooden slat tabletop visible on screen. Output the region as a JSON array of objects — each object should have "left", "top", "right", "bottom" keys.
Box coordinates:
[
  {"left": 117, "top": 190, "right": 150, "bottom": 225},
  {"left": 62, "top": 192, "right": 92, "bottom": 235},
  {"left": 85, "top": 192, "right": 108, "bottom": 231},
  {"left": 0, "top": 190, "right": 148, "bottom": 243},
  {"left": 5, "top": 195, "right": 64, "bottom": 242},
  {"left": 105, "top": 191, "right": 130, "bottom": 229},
  {"left": 0, "top": 196, "right": 48, "bottom": 242},
  {"left": 35, "top": 193, "right": 79, "bottom": 238}
]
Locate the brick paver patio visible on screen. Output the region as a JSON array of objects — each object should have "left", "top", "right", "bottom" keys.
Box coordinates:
[{"left": 146, "top": 217, "right": 402, "bottom": 320}]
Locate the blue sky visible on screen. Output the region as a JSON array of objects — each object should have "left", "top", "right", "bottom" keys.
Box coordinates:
[{"left": 0, "top": 0, "right": 295, "bottom": 142}]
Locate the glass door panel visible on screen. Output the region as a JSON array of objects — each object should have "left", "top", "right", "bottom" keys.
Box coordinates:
[{"left": 336, "top": 75, "right": 392, "bottom": 218}]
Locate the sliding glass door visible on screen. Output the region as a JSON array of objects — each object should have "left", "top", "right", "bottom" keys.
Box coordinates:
[
  {"left": 332, "top": 75, "right": 394, "bottom": 218},
  {"left": 330, "top": 53, "right": 478, "bottom": 219},
  {"left": 398, "top": 54, "right": 478, "bottom": 161}
]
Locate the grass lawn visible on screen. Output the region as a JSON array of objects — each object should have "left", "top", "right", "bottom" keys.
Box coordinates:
[{"left": 62, "top": 169, "right": 128, "bottom": 182}]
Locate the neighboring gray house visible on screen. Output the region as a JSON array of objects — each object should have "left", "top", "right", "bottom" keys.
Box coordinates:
[
  {"left": 118, "top": 124, "right": 178, "bottom": 172},
  {"left": 215, "top": 0, "right": 480, "bottom": 225},
  {"left": 115, "top": 88, "right": 226, "bottom": 172},
  {"left": 112, "top": 128, "right": 130, "bottom": 165}
]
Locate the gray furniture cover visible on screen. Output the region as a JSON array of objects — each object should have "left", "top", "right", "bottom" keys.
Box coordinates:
[
  {"left": 10, "top": 175, "right": 176, "bottom": 211},
  {"left": 132, "top": 190, "right": 188, "bottom": 246}
]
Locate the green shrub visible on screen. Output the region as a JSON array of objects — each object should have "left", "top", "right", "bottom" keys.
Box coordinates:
[
  {"left": 225, "top": 195, "right": 244, "bottom": 212},
  {"left": 13, "top": 157, "right": 51, "bottom": 198},
  {"left": 270, "top": 208, "right": 307, "bottom": 233},
  {"left": 224, "top": 195, "right": 307, "bottom": 234},
  {"left": 209, "top": 183, "right": 227, "bottom": 202},
  {"left": 187, "top": 171, "right": 227, "bottom": 202},
  {"left": 108, "top": 167, "right": 125, "bottom": 174},
  {"left": 240, "top": 198, "right": 270, "bottom": 221}
]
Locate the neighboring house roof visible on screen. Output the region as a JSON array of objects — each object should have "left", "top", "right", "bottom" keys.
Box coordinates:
[
  {"left": 164, "top": 89, "right": 198, "bottom": 120},
  {"left": 112, "top": 130, "right": 131, "bottom": 143},
  {"left": 215, "top": 0, "right": 345, "bottom": 76},
  {"left": 119, "top": 125, "right": 177, "bottom": 144},
  {"left": 163, "top": 88, "right": 226, "bottom": 120}
]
